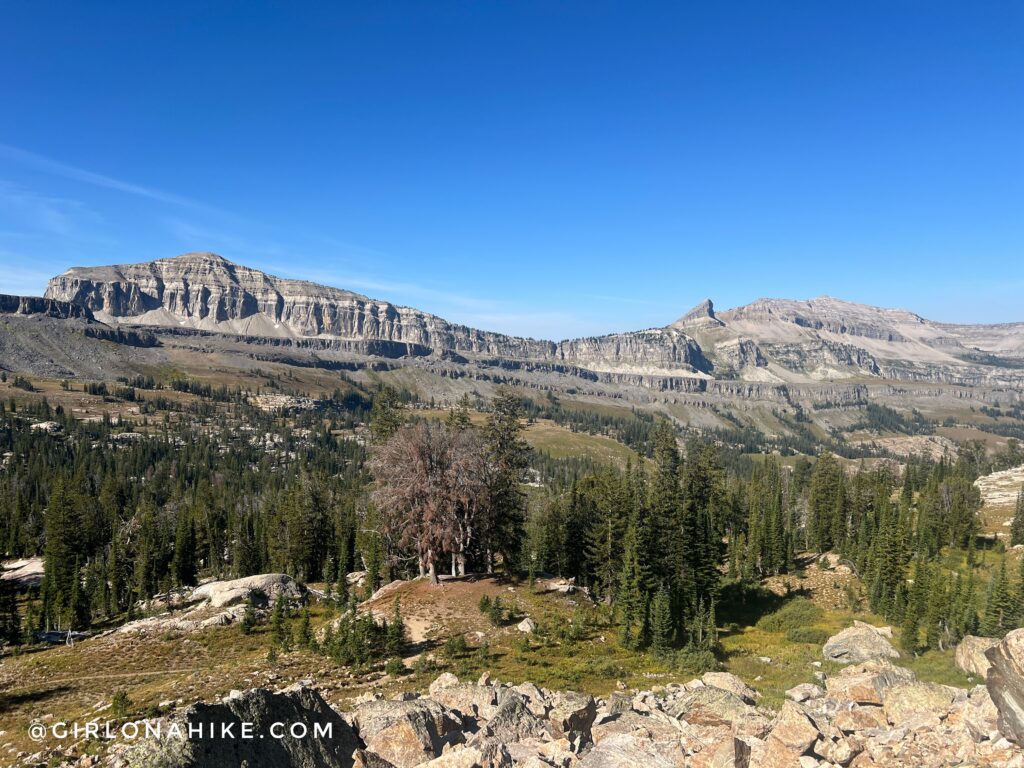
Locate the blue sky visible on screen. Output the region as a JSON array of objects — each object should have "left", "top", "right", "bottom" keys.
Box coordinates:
[{"left": 0, "top": 2, "right": 1021, "bottom": 339}]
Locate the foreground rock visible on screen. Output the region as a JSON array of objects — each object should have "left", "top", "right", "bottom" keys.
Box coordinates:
[
  {"left": 987, "top": 627, "right": 1024, "bottom": 745},
  {"left": 113, "top": 686, "right": 357, "bottom": 768},
  {"left": 353, "top": 699, "right": 463, "bottom": 768},
  {"left": 822, "top": 620, "right": 900, "bottom": 664},
  {"left": 957, "top": 635, "right": 999, "bottom": 679},
  {"left": 92, "top": 636, "right": 1024, "bottom": 768}
]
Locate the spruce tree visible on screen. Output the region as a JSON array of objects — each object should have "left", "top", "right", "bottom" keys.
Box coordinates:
[
  {"left": 617, "top": 521, "right": 646, "bottom": 650},
  {"left": 981, "top": 557, "right": 1014, "bottom": 637},
  {"left": 41, "top": 476, "right": 84, "bottom": 630},
  {"left": 901, "top": 560, "right": 929, "bottom": 652},
  {"left": 1011, "top": 491, "right": 1024, "bottom": 547},
  {"left": 172, "top": 511, "right": 198, "bottom": 587},
  {"left": 650, "top": 585, "right": 673, "bottom": 653},
  {"left": 924, "top": 571, "right": 948, "bottom": 650},
  {"left": 483, "top": 389, "right": 531, "bottom": 574},
  {"left": 298, "top": 607, "right": 313, "bottom": 649},
  {"left": 369, "top": 387, "right": 405, "bottom": 444}
]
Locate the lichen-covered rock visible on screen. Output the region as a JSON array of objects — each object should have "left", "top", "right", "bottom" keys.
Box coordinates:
[
  {"left": 352, "top": 699, "right": 463, "bottom": 768},
  {"left": 823, "top": 621, "right": 900, "bottom": 665},
  {"left": 577, "top": 730, "right": 687, "bottom": 767},
  {"left": 834, "top": 705, "right": 888, "bottom": 733},
  {"left": 702, "top": 672, "right": 760, "bottom": 704},
  {"left": 547, "top": 691, "right": 597, "bottom": 741},
  {"left": 986, "top": 627, "right": 1024, "bottom": 745},
  {"left": 760, "top": 702, "right": 820, "bottom": 768},
  {"left": 429, "top": 673, "right": 461, "bottom": 696},
  {"left": 430, "top": 683, "right": 499, "bottom": 722},
  {"left": 825, "top": 659, "right": 915, "bottom": 705},
  {"left": 785, "top": 683, "right": 824, "bottom": 703},
  {"left": 420, "top": 741, "right": 512, "bottom": 768},
  {"left": 517, "top": 618, "right": 537, "bottom": 633},
  {"left": 882, "top": 681, "right": 957, "bottom": 726},
  {"left": 956, "top": 635, "right": 998, "bottom": 679},
  {"left": 477, "top": 691, "right": 552, "bottom": 744},
  {"left": 664, "top": 686, "right": 758, "bottom": 727}
]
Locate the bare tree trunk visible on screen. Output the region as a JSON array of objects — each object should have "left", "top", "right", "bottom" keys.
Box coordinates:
[
  {"left": 428, "top": 550, "right": 439, "bottom": 585},
  {"left": 451, "top": 552, "right": 457, "bottom": 578}
]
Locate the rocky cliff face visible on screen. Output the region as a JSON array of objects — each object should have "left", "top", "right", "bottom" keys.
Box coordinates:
[
  {"left": 43, "top": 253, "right": 1024, "bottom": 387},
  {"left": 45, "top": 253, "right": 557, "bottom": 358},
  {"left": 0, "top": 294, "right": 93, "bottom": 320},
  {"left": 44, "top": 253, "right": 713, "bottom": 375}
]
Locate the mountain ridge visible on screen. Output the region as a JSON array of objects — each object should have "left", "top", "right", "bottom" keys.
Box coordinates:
[{"left": 40, "top": 252, "right": 1024, "bottom": 386}]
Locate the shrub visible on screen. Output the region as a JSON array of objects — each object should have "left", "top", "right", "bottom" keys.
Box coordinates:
[
  {"left": 488, "top": 597, "right": 505, "bottom": 627},
  {"left": 670, "top": 647, "right": 718, "bottom": 675},
  {"left": 384, "top": 657, "right": 405, "bottom": 676},
  {"left": 240, "top": 603, "right": 257, "bottom": 635},
  {"left": 475, "top": 641, "right": 491, "bottom": 664},
  {"left": 478, "top": 595, "right": 492, "bottom": 614},
  {"left": 785, "top": 626, "right": 829, "bottom": 645},
  {"left": 413, "top": 653, "right": 438, "bottom": 676},
  {"left": 755, "top": 598, "right": 822, "bottom": 633},
  {"left": 444, "top": 634, "right": 469, "bottom": 659},
  {"left": 111, "top": 690, "right": 132, "bottom": 718}
]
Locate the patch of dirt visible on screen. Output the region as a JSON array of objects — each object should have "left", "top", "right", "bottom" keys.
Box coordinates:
[
  {"left": 763, "top": 553, "right": 862, "bottom": 610},
  {"left": 361, "top": 575, "right": 532, "bottom": 647}
]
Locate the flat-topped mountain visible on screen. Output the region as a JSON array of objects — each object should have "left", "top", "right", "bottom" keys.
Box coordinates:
[{"left": 41, "top": 252, "right": 1024, "bottom": 386}]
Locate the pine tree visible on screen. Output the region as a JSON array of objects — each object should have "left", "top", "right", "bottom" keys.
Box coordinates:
[
  {"left": 650, "top": 585, "right": 673, "bottom": 653},
  {"left": 808, "top": 453, "right": 847, "bottom": 553},
  {"left": 272, "top": 593, "right": 292, "bottom": 650},
  {"left": 41, "top": 476, "right": 84, "bottom": 630},
  {"left": 446, "top": 394, "right": 472, "bottom": 431},
  {"left": 1012, "top": 491, "right": 1024, "bottom": 547},
  {"left": 582, "top": 472, "right": 628, "bottom": 601},
  {"left": 678, "top": 440, "right": 725, "bottom": 633},
  {"left": 924, "top": 570, "right": 949, "bottom": 650},
  {"left": 369, "top": 387, "right": 405, "bottom": 444},
  {"left": 901, "top": 560, "right": 929, "bottom": 652},
  {"left": 483, "top": 390, "right": 531, "bottom": 574},
  {"left": 172, "top": 510, "right": 198, "bottom": 587},
  {"left": 617, "top": 521, "right": 646, "bottom": 650},
  {"left": 386, "top": 598, "right": 407, "bottom": 656},
  {"left": 982, "top": 557, "right": 1014, "bottom": 637},
  {"left": 298, "top": 607, "right": 313, "bottom": 649}
]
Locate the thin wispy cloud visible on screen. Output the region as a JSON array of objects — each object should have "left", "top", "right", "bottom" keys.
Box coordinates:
[
  {"left": 0, "top": 181, "right": 96, "bottom": 237},
  {"left": 0, "top": 143, "right": 223, "bottom": 215}
]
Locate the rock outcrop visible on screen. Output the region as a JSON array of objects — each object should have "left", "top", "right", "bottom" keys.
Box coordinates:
[
  {"left": 0, "top": 293, "right": 93, "bottom": 320},
  {"left": 117, "top": 573, "right": 305, "bottom": 635},
  {"left": 822, "top": 621, "right": 900, "bottom": 664},
  {"left": 191, "top": 573, "right": 305, "bottom": 608}
]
